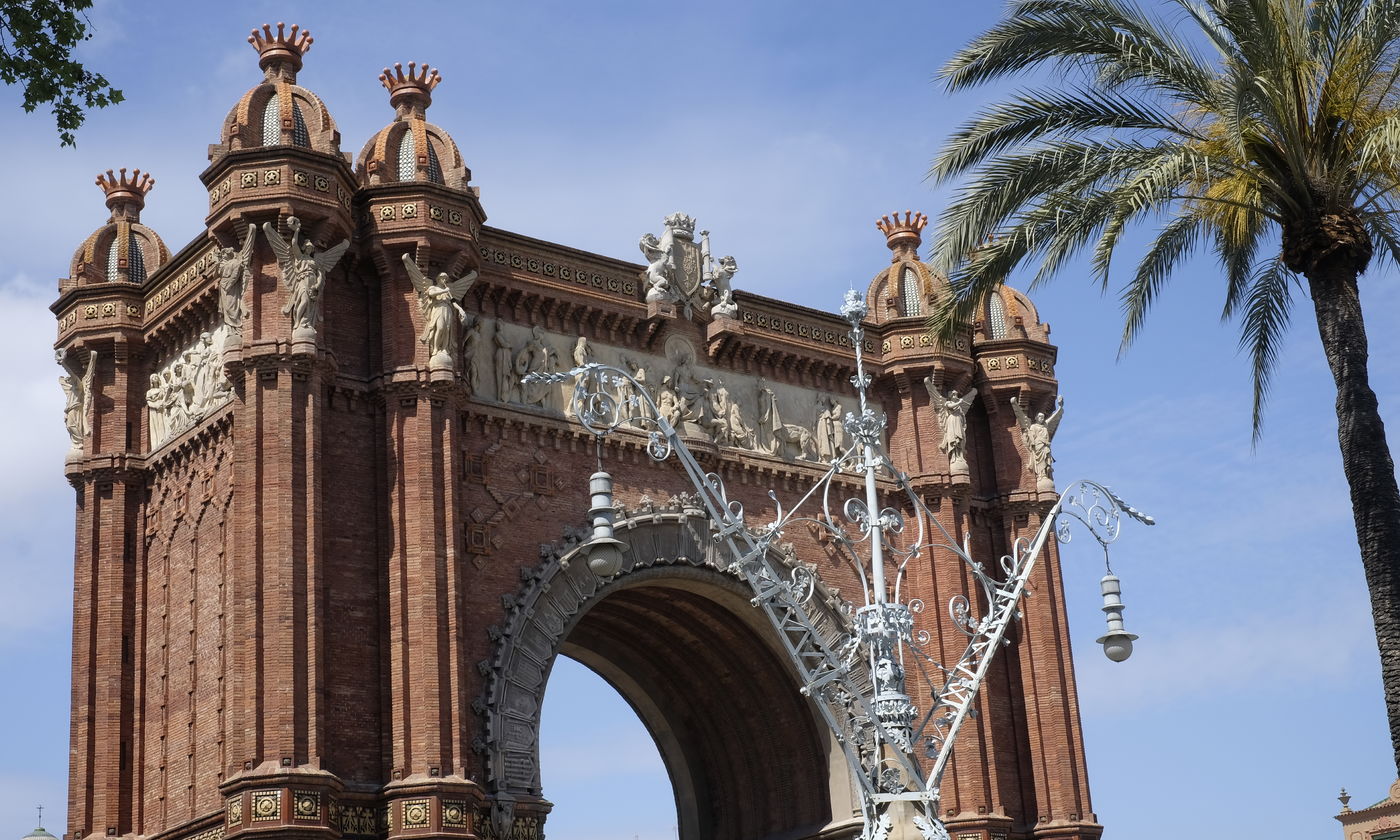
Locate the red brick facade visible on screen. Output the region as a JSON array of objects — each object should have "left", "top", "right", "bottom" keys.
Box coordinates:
[{"left": 54, "top": 24, "right": 1098, "bottom": 840}]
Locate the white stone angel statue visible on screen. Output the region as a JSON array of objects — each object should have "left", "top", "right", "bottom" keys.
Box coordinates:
[
  {"left": 926, "top": 379, "right": 977, "bottom": 475},
  {"left": 402, "top": 253, "right": 478, "bottom": 367},
  {"left": 216, "top": 223, "right": 257, "bottom": 337},
  {"left": 58, "top": 348, "right": 98, "bottom": 452},
  {"left": 262, "top": 216, "right": 350, "bottom": 340},
  {"left": 1011, "top": 394, "right": 1064, "bottom": 490}
]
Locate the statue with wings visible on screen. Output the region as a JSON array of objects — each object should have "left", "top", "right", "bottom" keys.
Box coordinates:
[
  {"left": 926, "top": 379, "right": 978, "bottom": 473},
  {"left": 401, "top": 253, "right": 478, "bottom": 365},
  {"left": 58, "top": 347, "right": 98, "bottom": 452},
  {"left": 1010, "top": 393, "right": 1064, "bottom": 489},
  {"left": 262, "top": 216, "right": 350, "bottom": 338},
  {"left": 215, "top": 223, "right": 257, "bottom": 336}
]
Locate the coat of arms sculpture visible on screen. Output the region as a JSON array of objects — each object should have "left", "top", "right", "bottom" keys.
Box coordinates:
[{"left": 639, "top": 212, "right": 739, "bottom": 318}]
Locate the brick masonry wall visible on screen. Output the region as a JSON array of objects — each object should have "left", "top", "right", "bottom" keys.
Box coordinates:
[{"left": 57, "top": 150, "right": 1096, "bottom": 840}]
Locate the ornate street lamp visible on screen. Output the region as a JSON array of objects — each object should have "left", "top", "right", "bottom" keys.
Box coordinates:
[{"left": 526, "top": 290, "right": 1153, "bottom": 840}]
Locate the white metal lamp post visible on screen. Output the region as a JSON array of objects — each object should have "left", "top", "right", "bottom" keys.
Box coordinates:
[
  {"left": 1096, "top": 574, "right": 1139, "bottom": 662},
  {"left": 581, "top": 469, "right": 628, "bottom": 577},
  {"left": 527, "top": 289, "right": 1153, "bottom": 840}
]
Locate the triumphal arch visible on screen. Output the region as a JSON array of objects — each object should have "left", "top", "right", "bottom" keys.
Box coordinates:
[{"left": 54, "top": 23, "right": 1098, "bottom": 840}]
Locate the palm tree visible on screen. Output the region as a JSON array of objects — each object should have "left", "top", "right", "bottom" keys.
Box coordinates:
[{"left": 930, "top": 0, "right": 1400, "bottom": 771}]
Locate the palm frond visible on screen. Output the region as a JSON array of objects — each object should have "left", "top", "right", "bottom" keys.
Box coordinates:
[
  {"left": 1361, "top": 210, "right": 1400, "bottom": 268},
  {"left": 940, "top": 0, "right": 1216, "bottom": 100},
  {"left": 1120, "top": 212, "right": 1207, "bottom": 351},
  {"left": 931, "top": 0, "right": 1400, "bottom": 436},
  {"left": 933, "top": 89, "right": 1200, "bottom": 179},
  {"left": 932, "top": 142, "right": 1182, "bottom": 273},
  {"left": 1233, "top": 257, "right": 1295, "bottom": 442}
]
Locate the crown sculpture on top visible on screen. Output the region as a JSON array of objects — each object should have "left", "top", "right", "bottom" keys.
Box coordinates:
[
  {"left": 380, "top": 61, "right": 441, "bottom": 115},
  {"left": 248, "top": 22, "right": 313, "bottom": 78},
  {"left": 639, "top": 212, "right": 740, "bottom": 319},
  {"left": 874, "top": 211, "right": 927, "bottom": 262},
  {"left": 95, "top": 168, "right": 155, "bottom": 218}
]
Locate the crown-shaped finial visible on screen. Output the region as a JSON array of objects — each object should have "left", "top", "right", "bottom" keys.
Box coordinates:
[
  {"left": 380, "top": 62, "right": 442, "bottom": 114},
  {"left": 876, "top": 210, "right": 927, "bottom": 260},
  {"left": 663, "top": 212, "right": 697, "bottom": 239},
  {"left": 248, "top": 22, "right": 313, "bottom": 77},
  {"left": 95, "top": 168, "right": 154, "bottom": 218}
]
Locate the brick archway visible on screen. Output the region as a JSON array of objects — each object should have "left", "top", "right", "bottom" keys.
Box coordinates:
[{"left": 477, "top": 507, "right": 856, "bottom": 840}]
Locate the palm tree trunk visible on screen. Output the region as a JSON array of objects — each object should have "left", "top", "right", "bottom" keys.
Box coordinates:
[{"left": 1306, "top": 261, "right": 1400, "bottom": 774}]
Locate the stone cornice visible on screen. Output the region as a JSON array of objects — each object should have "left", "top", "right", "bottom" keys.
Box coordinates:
[{"left": 64, "top": 452, "right": 151, "bottom": 486}]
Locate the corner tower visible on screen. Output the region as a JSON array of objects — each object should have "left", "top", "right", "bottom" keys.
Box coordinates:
[
  {"left": 55, "top": 170, "right": 170, "bottom": 840},
  {"left": 864, "top": 213, "right": 1096, "bottom": 840}
]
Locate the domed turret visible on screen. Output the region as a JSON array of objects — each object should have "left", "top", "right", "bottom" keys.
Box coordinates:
[
  {"left": 212, "top": 22, "right": 341, "bottom": 161},
  {"left": 978, "top": 284, "right": 1046, "bottom": 341},
  {"left": 22, "top": 826, "right": 57, "bottom": 840},
  {"left": 68, "top": 168, "right": 170, "bottom": 288},
  {"left": 864, "top": 211, "right": 944, "bottom": 325},
  {"left": 21, "top": 805, "right": 58, "bottom": 840},
  {"left": 356, "top": 62, "right": 470, "bottom": 189}
]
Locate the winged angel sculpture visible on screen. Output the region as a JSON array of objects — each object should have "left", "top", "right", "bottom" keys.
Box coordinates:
[
  {"left": 1011, "top": 393, "right": 1064, "bottom": 490},
  {"left": 926, "top": 379, "right": 978, "bottom": 475},
  {"left": 262, "top": 216, "right": 350, "bottom": 341},
  {"left": 401, "top": 253, "right": 478, "bottom": 367},
  {"left": 58, "top": 347, "right": 98, "bottom": 453}
]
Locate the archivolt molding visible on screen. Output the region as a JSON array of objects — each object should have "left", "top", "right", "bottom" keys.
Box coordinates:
[{"left": 473, "top": 501, "right": 856, "bottom": 800}]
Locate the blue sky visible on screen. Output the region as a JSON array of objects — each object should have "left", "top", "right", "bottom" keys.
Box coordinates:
[{"left": 0, "top": 1, "right": 1394, "bottom": 839}]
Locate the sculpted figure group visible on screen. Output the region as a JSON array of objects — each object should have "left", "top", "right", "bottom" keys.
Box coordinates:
[
  {"left": 216, "top": 216, "right": 351, "bottom": 344},
  {"left": 471, "top": 324, "right": 847, "bottom": 463},
  {"left": 147, "top": 331, "right": 234, "bottom": 449}
]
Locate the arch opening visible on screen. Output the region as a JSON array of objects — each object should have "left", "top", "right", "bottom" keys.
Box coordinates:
[
  {"left": 484, "top": 512, "right": 858, "bottom": 840},
  {"left": 539, "top": 656, "right": 675, "bottom": 839}
]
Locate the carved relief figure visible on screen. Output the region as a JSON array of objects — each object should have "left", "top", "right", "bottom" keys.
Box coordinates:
[
  {"left": 1011, "top": 394, "right": 1064, "bottom": 490},
  {"left": 926, "top": 379, "right": 978, "bottom": 475},
  {"left": 402, "top": 253, "right": 477, "bottom": 368},
  {"left": 572, "top": 336, "right": 594, "bottom": 368},
  {"left": 657, "top": 376, "right": 681, "bottom": 428},
  {"left": 216, "top": 224, "right": 257, "bottom": 339},
  {"left": 617, "top": 354, "right": 647, "bottom": 407},
  {"left": 146, "top": 373, "right": 167, "bottom": 447},
  {"left": 706, "top": 379, "right": 753, "bottom": 447},
  {"left": 814, "top": 395, "right": 846, "bottom": 461},
  {"left": 58, "top": 348, "right": 97, "bottom": 452},
  {"left": 263, "top": 215, "right": 350, "bottom": 339},
  {"left": 163, "top": 365, "right": 193, "bottom": 437},
  {"left": 515, "top": 326, "right": 558, "bottom": 409},
  {"left": 666, "top": 338, "right": 712, "bottom": 435},
  {"left": 757, "top": 377, "right": 816, "bottom": 460},
  {"left": 462, "top": 314, "right": 484, "bottom": 395},
  {"left": 493, "top": 327, "right": 517, "bottom": 403},
  {"left": 188, "top": 333, "right": 220, "bottom": 416}
]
